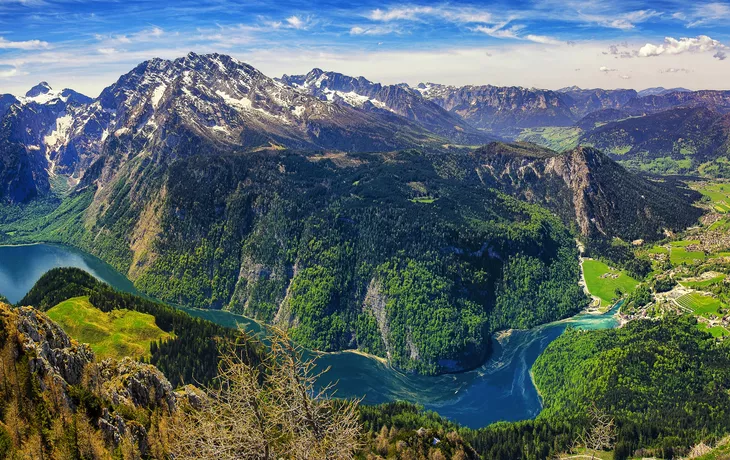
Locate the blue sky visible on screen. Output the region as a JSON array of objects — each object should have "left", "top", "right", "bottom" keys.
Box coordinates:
[{"left": 1, "top": 0, "right": 729, "bottom": 96}]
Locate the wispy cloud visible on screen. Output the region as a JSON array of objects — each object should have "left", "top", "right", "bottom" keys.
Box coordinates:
[
  {"left": 473, "top": 23, "right": 523, "bottom": 40},
  {"left": 285, "top": 15, "right": 312, "bottom": 30},
  {"left": 525, "top": 35, "right": 562, "bottom": 45},
  {"left": 682, "top": 2, "right": 730, "bottom": 27},
  {"left": 368, "top": 6, "right": 494, "bottom": 24},
  {"left": 0, "top": 36, "right": 49, "bottom": 50},
  {"left": 350, "top": 25, "right": 401, "bottom": 36}
]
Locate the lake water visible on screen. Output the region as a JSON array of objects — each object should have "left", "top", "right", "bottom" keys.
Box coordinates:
[{"left": 0, "top": 243, "right": 619, "bottom": 429}]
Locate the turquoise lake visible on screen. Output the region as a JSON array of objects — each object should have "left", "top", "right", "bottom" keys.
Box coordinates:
[{"left": 0, "top": 243, "right": 619, "bottom": 429}]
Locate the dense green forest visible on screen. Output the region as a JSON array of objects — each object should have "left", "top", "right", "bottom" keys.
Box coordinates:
[
  {"left": 532, "top": 316, "right": 730, "bottom": 458},
  {"left": 1, "top": 149, "right": 588, "bottom": 373},
  {"left": 18, "top": 268, "right": 262, "bottom": 386},
  {"left": 359, "top": 316, "right": 730, "bottom": 459}
]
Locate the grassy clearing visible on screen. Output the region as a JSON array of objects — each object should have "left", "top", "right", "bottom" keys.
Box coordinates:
[
  {"left": 670, "top": 240, "right": 701, "bottom": 247},
  {"left": 680, "top": 274, "right": 726, "bottom": 289},
  {"left": 670, "top": 247, "right": 705, "bottom": 265},
  {"left": 582, "top": 259, "right": 639, "bottom": 309},
  {"left": 675, "top": 292, "right": 725, "bottom": 319},
  {"left": 516, "top": 126, "right": 582, "bottom": 152},
  {"left": 647, "top": 245, "right": 669, "bottom": 254},
  {"left": 698, "top": 323, "right": 730, "bottom": 338},
  {"left": 409, "top": 197, "right": 437, "bottom": 204},
  {"left": 47, "top": 296, "right": 171, "bottom": 360}
]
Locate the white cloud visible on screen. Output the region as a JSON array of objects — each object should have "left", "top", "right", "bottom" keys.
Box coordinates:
[
  {"left": 350, "top": 25, "right": 400, "bottom": 35},
  {"left": 0, "top": 36, "right": 49, "bottom": 50},
  {"left": 525, "top": 34, "right": 561, "bottom": 45},
  {"left": 575, "top": 8, "right": 659, "bottom": 30},
  {"left": 619, "top": 74, "right": 631, "bottom": 79},
  {"left": 285, "top": 16, "right": 308, "bottom": 29},
  {"left": 660, "top": 68, "right": 691, "bottom": 73},
  {"left": 97, "top": 48, "right": 118, "bottom": 55},
  {"left": 368, "top": 6, "right": 434, "bottom": 21},
  {"left": 368, "top": 5, "right": 495, "bottom": 24},
  {"left": 638, "top": 35, "right": 727, "bottom": 59},
  {"left": 0, "top": 67, "right": 17, "bottom": 78},
  {"left": 599, "top": 66, "right": 617, "bottom": 72},
  {"left": 95, "top": 27, "right": 165, "bottom": 46},
  {"left": 473, "top": 22, "right": 523, "bottom": 39}
]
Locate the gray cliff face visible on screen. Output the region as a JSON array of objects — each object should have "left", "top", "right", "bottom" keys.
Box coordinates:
[{"left": 471, "top": 143, "right": 702, "bottom": 241}]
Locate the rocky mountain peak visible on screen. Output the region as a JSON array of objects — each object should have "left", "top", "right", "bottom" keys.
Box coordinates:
[{"left": 26, "top": 81, "right": 52, "bottom": 98}]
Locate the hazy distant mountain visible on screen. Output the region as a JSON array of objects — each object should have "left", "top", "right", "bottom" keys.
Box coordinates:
[
  {"left": 637, "top": 87, "right": 691, "bottom": 97},
  {"left": 413, "top": 82, "right": 575, "bottom": 136},
  {"left": 556, "top": 86, "right": 638, "bottom": 117}
]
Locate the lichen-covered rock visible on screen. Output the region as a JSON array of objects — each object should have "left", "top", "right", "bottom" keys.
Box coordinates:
[
  {"left": 98, "top": 357, "right": 176, "bottom": 412},
  {"left": 175, "top": 383, "right": 208, "bottom": 410},
  {"left": 15, "top": 306, "right": 95, "bottom": 387}
]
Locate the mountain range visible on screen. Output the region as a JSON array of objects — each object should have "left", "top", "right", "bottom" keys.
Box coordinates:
[{"left": 0, "top": 52, "right": 709, "bottom": 373}]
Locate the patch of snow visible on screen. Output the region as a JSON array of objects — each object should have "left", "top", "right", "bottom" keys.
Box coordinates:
[
  {"left": 44, "top": 113, "right": 73, "bottom": 149},
  {"left": 151, "top": 84, "right": 167, "bottom": 108},
  {"left": 323, "top": 89, "right": 390, "bottom": 111},
  {"left": 211, "top": 125, "right": 230, "bottom": 134},
  {"left": 291, "top": 105, "right": 306, "bottom": 118},
  {"left": 26, "top": 145, "right": 41, "bottom": 150},
  {"left": 216, "top": 90, "right": 291, "bottom": 124}
]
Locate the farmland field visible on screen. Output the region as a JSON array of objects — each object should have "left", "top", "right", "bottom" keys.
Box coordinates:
[
  {"left": 680, "top": 274, "right": 726, "bottom": 289},
  {"left": 582, "top": 259, "right": 639, "bottom": 309},
  {"left": 696, "top": 182, "right": 730, "bottom": 213},
  {"left": 47, "top": 296, "right": 172, "bottom": 360},
  {"left": 675, "top": 292, "right": 725, "bottom": 319},
  {"left": 670, "top": 246, "right": 705, "bottom": 265}
]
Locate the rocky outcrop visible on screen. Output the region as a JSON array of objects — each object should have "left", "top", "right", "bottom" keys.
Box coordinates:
[
  {"left": 0, "top": 302, "right": 178, "bottom": 454},
  {"left": 98, "top": 357, "right": 176, "bottom": 412},
  {"left": 15, "top": 305, "right": 94, "bottom": 387}
]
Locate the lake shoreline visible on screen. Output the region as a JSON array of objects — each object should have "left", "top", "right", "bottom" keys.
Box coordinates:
[{"left": 0, "top": 242, "right": 622, "bottom": 429}]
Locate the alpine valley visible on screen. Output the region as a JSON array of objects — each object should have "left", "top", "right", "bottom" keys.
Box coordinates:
[{"left": 2, "top": 51, "right": 730, "bottom": 459}]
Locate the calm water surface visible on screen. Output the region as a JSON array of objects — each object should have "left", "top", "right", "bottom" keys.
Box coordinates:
[{"left": 0, "top": 243, "right": 618, "bottom": 428}]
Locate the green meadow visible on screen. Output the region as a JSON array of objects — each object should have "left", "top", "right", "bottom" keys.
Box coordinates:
[
  {"left": 582, "top": 259, "right": 639, "bottom": 309},
  {"left": 47, "top": 296, "right": 172, "bottom": 360}
]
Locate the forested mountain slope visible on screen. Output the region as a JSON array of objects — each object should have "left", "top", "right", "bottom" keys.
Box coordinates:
[
  {"left": 1, "top": 147, "right": 591, "bottom": 374},
  {"left": 532, "top": 316, "right": 730, "bottom": 458},
  {"left": 471, "top": 143, "right": 702, "bottom": 240},
  {"left": 0, "top": 139, "right": 702, "bottom": 373},
  {"left": 580, "top": 107, "right": 730, "bottom": 175}
]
